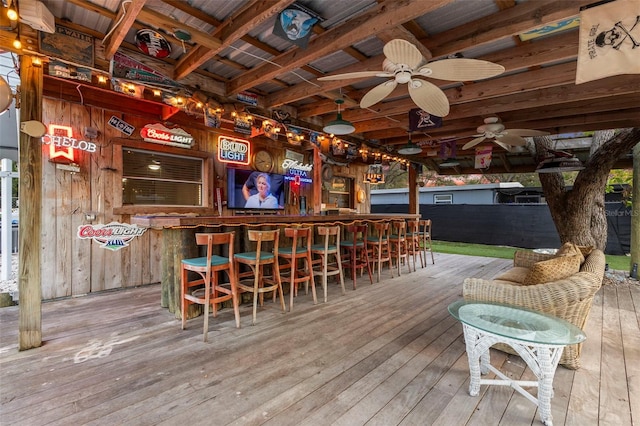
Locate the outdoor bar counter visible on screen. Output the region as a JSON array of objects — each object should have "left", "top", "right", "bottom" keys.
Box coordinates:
[{"left": 132, "top": 213, "right": 419, "bottom": 317}]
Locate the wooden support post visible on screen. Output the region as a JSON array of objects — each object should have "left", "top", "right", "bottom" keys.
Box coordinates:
[
  {"left": 631, "top": 143, "right": 640, "bottom": 275},
  {"left": 408, "top": 163, "right": 419, "bottom": 215},
  {"left": 18, "top": 55, "right": 43, "bottom": 350}
]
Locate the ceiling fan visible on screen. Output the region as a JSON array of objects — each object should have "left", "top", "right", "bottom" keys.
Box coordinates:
[
  {"left": 317, "top": 39, "right": 505, "bottom": 117},
  {"left": 462, "top": 117, "right": 550, "bottom": 150}
]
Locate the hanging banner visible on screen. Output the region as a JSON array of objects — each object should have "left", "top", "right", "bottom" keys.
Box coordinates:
[
  {"left": 408, "top": 108, "right": 442, "bottom": 131},
  {"left": 475, "top": 146, "right": 492, "bottom": 169},
  {"left": 575, "top": 0, "right": 640, "bottom": 84},
  {"left": 439, "top": 140, "right": 457, "bottom": 158}
]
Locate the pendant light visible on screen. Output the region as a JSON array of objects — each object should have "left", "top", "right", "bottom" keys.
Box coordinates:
[
  {"left": 397, "top": 132, "right": 422, "bottom": 155},
  {"left": 535, "top": 149, "right": 585, "bottom": 173},
  {"left": 323, "top": 99, "right": 355, "bottom": 135}
]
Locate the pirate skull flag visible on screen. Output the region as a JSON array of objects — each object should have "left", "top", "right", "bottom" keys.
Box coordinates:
[{"left": 576, "top": 0, "right": 640, "bottom": 84}]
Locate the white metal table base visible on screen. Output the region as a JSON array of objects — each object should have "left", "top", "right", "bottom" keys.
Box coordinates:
[{"left": 462, "top": 323, "right": 565, "bottom": 426}]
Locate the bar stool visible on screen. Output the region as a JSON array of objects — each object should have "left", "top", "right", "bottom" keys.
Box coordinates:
[
  {"left": 340, "top": 223, "right": 373, "bottom": 289},
  {"left": 406, "top": 219, "right": 425, "bottom": 270},
  {"left": 181, "top": 232, "right": 240, "bottom": 342},
  {"left": 389, "top": 220, "right": 411, "bottom": 276},
  {"left": 311, "top": 225, "right": 345, "bottom": 303},
  {"left": 419, "top": 219, "right": 435, "bottom": 264},
  {"left": 366, "top": 221, "right": 393, "bottom": 283},
  {"left": 234, "top": 229, "right": 286, "bottom": 325},
  {"left": 278, "top": 226, "right": 317, "bottom": 311}
]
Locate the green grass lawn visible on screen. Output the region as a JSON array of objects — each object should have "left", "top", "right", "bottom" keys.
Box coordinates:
[{"left": 431, "top": 240, "right": 630, "bottom": 272}]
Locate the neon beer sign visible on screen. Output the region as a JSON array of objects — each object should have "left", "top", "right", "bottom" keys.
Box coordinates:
[
  {"left": 217, "top": 135, "right": 250, "bottom": 165},
  {"left": 41, "top": 124, "right": 97, "bottom": 162}
]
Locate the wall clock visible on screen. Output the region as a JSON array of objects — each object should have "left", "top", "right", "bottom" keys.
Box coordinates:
[{"left": 253, "top": 149, "right": 274, "bottom": 173}]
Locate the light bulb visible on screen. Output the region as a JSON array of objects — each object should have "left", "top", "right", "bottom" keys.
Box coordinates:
[
  {"left": 12, "top": 36, "right": 21, "bottom": 50},
  {"left": 7, "top": 7, "right": 18, "bottom": 21}
]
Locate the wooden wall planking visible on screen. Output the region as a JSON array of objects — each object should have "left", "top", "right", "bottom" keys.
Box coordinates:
[{"left": 39, "top": 97, "right": 348, "bottom": 299}]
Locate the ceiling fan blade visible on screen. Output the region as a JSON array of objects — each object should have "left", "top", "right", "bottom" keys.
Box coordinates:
[
  {"left": 360, "top": 80, "right": 398, "bottom": 109},
  {"left": 462, "top": 136, "right": 487, "bottom": 150},
  {"left": 419, "top": 58, "right": 505, "bottom": 81},
  {"left": 505, "top": 129, "right": 550, "bottom": 137},
  {"left": 318, "top": 71, "right": 393, "bottom": 81},
  {"left": 407, "top": 79, "right": 450, "bottom": 117},
  {"left": 383, "top": 39, "right": 423, "bottom": 69},
  {"left": 494, "top": 141, "right": 513, "bottom": 152},
  {"left": 496, "top": 134, "right": 527, "bottom": 146}
]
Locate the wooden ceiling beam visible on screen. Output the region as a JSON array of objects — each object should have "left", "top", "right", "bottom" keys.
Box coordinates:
[
  {"left": 102, "top": 0, "right": 147, "bottom": 60},
  {"left": 225, "top": 0, "right": 455, "bottom": 96},
  {"left": 174, "top": 0, "right": 294, "bottom": 80},
  {"left": 422, "top": 0, "right": 592, "bottom": 57}
]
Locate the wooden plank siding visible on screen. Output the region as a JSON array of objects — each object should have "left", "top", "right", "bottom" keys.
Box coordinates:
[{"left": 1, "top": 253, "right": 637, "bottom": 425}]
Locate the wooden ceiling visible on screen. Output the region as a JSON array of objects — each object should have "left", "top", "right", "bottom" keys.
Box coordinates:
[{"left": 2, "top": 0, "right": 639, "bottom": 174}]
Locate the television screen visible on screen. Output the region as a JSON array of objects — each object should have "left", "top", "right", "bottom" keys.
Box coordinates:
[{"left": 226, "top": 168, "right": 286, "bottom": 210}]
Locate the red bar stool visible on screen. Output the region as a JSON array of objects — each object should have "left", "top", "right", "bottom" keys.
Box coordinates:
[
  {"left": 234, "top": 229, "right": 286, "bottom": 325},
  {"left": 311, "top": 225, "right": 345, "bottom": 303},
  {"left": 389, "top": 220, "right": 411, "bottom": 276},
  {"left": 278, "top": 226, "right": 317, "bottom": 311},
  {"left": 340, "top": 223, "right": 373, "bottom": 289},
  {"left": 181, "top": 232, "right": 240, "bottom": 341},
  {"left": 419, "top": 219, "right": 435, "bottom": 264},
  {"left": 366, "top": 221, "right": 393, "bottom": 282},
  {"left": 407, "top": 219, "right": 425, "bottom": 270}
]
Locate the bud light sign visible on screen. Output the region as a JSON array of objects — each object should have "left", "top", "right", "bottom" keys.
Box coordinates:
[
  {"left": 77, "top": 222, "right": 147, "bottom": 251},
  {"left": 217, "top": 135, "right": 250, "bottom": 165}
]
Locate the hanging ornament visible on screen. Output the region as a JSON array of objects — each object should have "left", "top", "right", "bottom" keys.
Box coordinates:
[
  {"left": 173, "top": 28, "right": 192, "bottom": 54},
  {"left": 135, "top": 29, "right": 171, "bottom": 59}
]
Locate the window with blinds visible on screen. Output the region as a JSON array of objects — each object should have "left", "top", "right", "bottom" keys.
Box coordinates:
[{"left": 122, "top": 148, "right": 203, "bottom": 206}]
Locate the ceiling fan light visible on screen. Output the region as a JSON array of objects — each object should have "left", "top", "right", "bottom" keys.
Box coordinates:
[{"left": 323, "top": 112, "right": 355, "bottom": 135}]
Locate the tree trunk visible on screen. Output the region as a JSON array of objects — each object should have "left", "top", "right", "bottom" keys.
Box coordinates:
[{"left": 539, "top": 128, "right": 640, "bottom": 251}]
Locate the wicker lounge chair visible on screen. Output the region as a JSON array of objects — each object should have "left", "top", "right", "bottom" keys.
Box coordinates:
[{"left": 462, "top": 247, "right": 606, "bottom": 369}]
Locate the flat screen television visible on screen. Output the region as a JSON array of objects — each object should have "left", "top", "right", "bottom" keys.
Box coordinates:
[{"left": 226, "top": 168, "right": 286, "bottom": 210}]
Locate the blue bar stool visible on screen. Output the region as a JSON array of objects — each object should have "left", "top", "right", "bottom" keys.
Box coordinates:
[
  {"left": 234, "top": 229, "right": 286, "bottom": 325},
  {"left": 279, "top": 226, "right": 317, "bottom": 311},
  {"left": 311, "top": 225, "right": 345, "bottom": 303},
  {"left": 340, "top": 224, "right": 373, "bottom": 289},
  {"left": 181, "top": 232, "right": 240, "bottom": 341}
]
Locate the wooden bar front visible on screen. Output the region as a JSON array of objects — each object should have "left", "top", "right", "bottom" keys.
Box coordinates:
[{"left": 132, "top": 214, "right": 419, "bottom": 317}]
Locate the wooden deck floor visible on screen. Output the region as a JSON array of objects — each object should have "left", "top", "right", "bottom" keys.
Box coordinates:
[{"left": 1, "top": 253, "right": 638, "bottom": 426}]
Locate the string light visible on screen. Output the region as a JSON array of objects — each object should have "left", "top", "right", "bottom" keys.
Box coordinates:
[
  {"left": 12, "top": 35, "right": 21, "bottom": 50},
  {"left": 7, "top": 1, "right": 18, "bottom": 21}
]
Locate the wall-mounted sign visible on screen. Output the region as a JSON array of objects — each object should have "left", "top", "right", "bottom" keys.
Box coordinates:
[
  {"left": 217, "top": 135, "right": 250, "bottom": 165},
  {"left": 42, "top": 124, "right": 97, "bottom": 163},
  {"left": 140, "top": 124, "right": 194, "bottom": 148},
  {"left": 77, "top": 222, "right": 146, "bottom": 251},
  {"left": 237, "top": 91, "right": 258, "bottom": 106},
  {"left": 364, "top": 164, "right": 385, "bottom": 184},
  {"left": 135, "top": 29, "right": 171, "bottom": 59},
  {"left": 111, "top": 52, "right": 182, "bottom": 89},
  {"left": 39, "top": 24, "right": 94, "bottom": 68},
  {"left": 234, "top": 115, "right": 253, "bottom": 135},
  {"left": 282, "top": 159, "right": 313, "bottom": 184},
  {"left": 108, "top": 116, "right": 135, "bottom": 136}
]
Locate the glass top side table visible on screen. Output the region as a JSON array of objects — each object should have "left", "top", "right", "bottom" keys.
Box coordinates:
[{"left": 448, "top": 300, "right": 586, "bottom": 426}]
